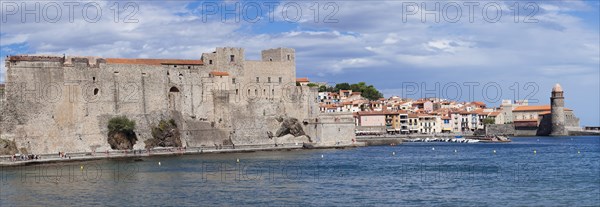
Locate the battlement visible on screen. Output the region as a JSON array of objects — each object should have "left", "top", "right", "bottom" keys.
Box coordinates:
[
  {"left": 7, "top": 55, "right": 106, "bottom": 67},
  {"left": 262, "top": 48, "right": 295, "bottom": 62}
]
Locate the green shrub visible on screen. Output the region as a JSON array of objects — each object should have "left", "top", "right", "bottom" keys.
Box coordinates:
[
  {"left": 108, "top": 116, "right": 136, "bottom": 136},
  {"left": 107, "top": 116, "right": 137, "bottom": 150}
]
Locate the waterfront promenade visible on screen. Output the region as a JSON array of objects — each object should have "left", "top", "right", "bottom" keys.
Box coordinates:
[{"left": 0, "top": 143, "right": 360, "bottom": 166}]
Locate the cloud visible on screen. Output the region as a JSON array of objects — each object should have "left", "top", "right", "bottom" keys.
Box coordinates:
[{"left": 0, "top": 0, "right": 598, "bottom": 124}]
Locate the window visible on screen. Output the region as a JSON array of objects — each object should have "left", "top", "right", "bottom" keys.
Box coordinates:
[
  {"left": 236, "top": 89, "right": 238, "bottom": 95},
  {"left": 209, "top": 60, "right": 213, "bottom": 65},
  {"left": 268, "top": 77, "right": 271, "bottom": 83},
  {"left": 232, "top": 78, "right": 236, "bottom": 84},
  {"left": 272, "top": 89, "right": 274, "bottom": 95},
  {"left": 278, "top": 77, "right": 282, "bottom": 83},
  {"left": 256, "top": 77, "right": 259, "bottom": 83},
  {"left": 230, "top": 55, "right": 235, "bottom": 62},
  {"left": 255, "top": 89, "right": 258, "bottom": 95},
  {"left": 287, "top": 54, "right": 291, "bottom": 60}
]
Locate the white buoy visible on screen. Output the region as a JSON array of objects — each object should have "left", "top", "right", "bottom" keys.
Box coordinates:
[
  {"left": 578, "top": 150, "right": 580, "bottom": 154},
  {"left": 454, "top": 149, "right": 457, "bottom": 153},
  {"left": 321, "top": 154, "right": 324, "bottom": 158},
  {"left": 534, "top": 150, "right": 537, "bottom": 154},
  {"left": 236, "top": 158, "right": 240, "bottom": 163},
  {"left": 432, "top": 147, "right": 435, "bottom": 151},
  {"left": 493, "top": 150, "right": 496, "bottom": 154},
  {"left": 537, "top": 139, "right": 539, "bottom": 142},
  {"left": 392, "top": 152, "right": 396, "bottom": 156},
  {"left": 158, "top": 162, "right": 161, "bottom": 166}
]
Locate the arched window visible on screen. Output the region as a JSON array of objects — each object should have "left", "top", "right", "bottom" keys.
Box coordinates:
[{"left": 169, "top": 87, "right": 180, "bottom": 93}]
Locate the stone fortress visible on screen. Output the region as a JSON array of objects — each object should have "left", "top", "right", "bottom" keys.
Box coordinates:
[{"left": 0, "top": 47, "right": 356, "bottom": 154}]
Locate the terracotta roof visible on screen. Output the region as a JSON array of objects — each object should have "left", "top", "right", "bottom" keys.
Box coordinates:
[
  {"left": 209, "top": 71, "right": 229, "bottom": 76},
  {"left": 442, "top": 116, "right": 451, "bottom": 119},
  {"left": 459, "top": 110, "right": 473, "bottom": 115},
  {"left": 488, "top": 112, "right": 501, "bottom": 117},
  {"left": 408, "top": 114, "right": 419, "bottom": 118},
  {"left": 539, "top": 111, "right": 551, "bottom": 115},
  {"left": 106, "top": 58, "right": 203, "bottom": 65},
  {"left": 356, "top": 110, "right": 399, "bottom": 116},
  {"left": 513, "top": 105, "right": 551, "bottom": 112},
  {"left": 472, "top": 101, "right": 486, "bottom": 106},
  {"left": 296, "top": 77, "right": 310, "bottom": 83}
]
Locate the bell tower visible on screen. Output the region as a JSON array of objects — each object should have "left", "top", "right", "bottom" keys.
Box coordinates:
[{"left": 550, "top": 83, "right": 566, "bottom": 136}]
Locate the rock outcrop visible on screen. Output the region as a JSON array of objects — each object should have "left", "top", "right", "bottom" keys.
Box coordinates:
[
  {"left": 108, "top": 132, "right": 137, "bottom": 150},
  {"left": 0, "top": 139, "right": 18, "bottom": 155},
  {"left": 144, "top": 119, "right": 182, "bottom": 149},
  {"left": 275, "top": 117, "right": 306, "bottom": 137}
]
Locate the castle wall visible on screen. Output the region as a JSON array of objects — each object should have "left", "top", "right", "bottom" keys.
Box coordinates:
[{"left": 1, "top": 48, "right": 353, "bottom": 154}]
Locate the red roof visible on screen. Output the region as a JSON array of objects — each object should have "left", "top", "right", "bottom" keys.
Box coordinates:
[
  {"left": 106, "top": 58, "right": 203, "bottom": 65},
  {"left": 472, "top": 101, "right": 486, "bottom": 106},
  {"left": 513, "top": 105, "right": 571, "bottom": 112},
  {"left": 296, "top": 77, "right": 310, "bottom": 83},
  {"left": 209, "top": 71, "right": 229, "bottom": 76},
  {"left": 538, "top": 111, "right": 552, "bottom": 115},
  {"left": 488, "top": 112, "right": 501, "bottom": 117},
  {"left": 513, "top": 105, "right": 551, "bottom": 112}
]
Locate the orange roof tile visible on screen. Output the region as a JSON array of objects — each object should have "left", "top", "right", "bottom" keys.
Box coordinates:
[
  {"left": 539, "top": 111, "right": 551, "bottom": 115},
  {"left": 488, "top": 112, "right": 501, "bottom": 117},
  {"left": 296, "top": 77, "right": 310, "bottom": 82},
  {"left": 513, "top": 105, "right": 551, "bottom": 112},
  {"left": 106, "top": 58, "right": 203, "bottom": 65},
  {"left": 472, "top": 101, "right": 486, "bottom": 106},
  {"left": 209, "top": 71, "right": 229, "bottom": 76}
]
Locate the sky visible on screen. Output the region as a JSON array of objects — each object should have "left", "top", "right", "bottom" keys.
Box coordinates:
[{"left": 1, "top": 0, "right": 599, "bottom": 126}]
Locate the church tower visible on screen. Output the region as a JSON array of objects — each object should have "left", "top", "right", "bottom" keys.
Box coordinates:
[{"left": 550, "top": 83, "right": 567, "bottom": 136}]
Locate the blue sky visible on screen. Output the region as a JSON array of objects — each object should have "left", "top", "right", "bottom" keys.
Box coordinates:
[{"left": 1, "top": 0, "right": 599, "bottom": 126}]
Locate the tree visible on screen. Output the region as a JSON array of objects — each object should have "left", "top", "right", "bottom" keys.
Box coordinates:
[
  {"left": 323, "top": 82, "right": 383, "bottom": 100},
  {"left": 335, "top": 83, "right": 351, "bottom": 90},
  {"left": 107, "top": 116, "right": 137, "bottom": 150},
  {"left": 306, "top": 83, "right": 319, "bottom": 87},
  {"left": 483, "top": 117, "right": 495, "bottom": 125}
]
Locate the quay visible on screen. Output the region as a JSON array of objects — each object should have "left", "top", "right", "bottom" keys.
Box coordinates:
[{"left": 0, "top": 143, "right": 361, "bottom": 167}]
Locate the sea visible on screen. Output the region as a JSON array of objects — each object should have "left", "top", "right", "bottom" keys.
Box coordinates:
[{"left": 1, "top": 136, "right": 598, "bottom": 206}]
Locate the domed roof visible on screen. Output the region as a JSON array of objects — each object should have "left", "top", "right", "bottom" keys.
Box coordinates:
[{"left": 552, "top": 83, "right": 563, "bottom": 92}]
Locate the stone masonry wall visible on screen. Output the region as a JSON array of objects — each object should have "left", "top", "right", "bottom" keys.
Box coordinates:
[{"left": 1, "top": 48, "right": 354, "bottom": 154}]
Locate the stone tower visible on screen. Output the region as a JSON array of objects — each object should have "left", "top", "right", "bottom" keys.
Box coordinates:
[{"left": 550, "top": 83, "right": 567, "bottom": 136}]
